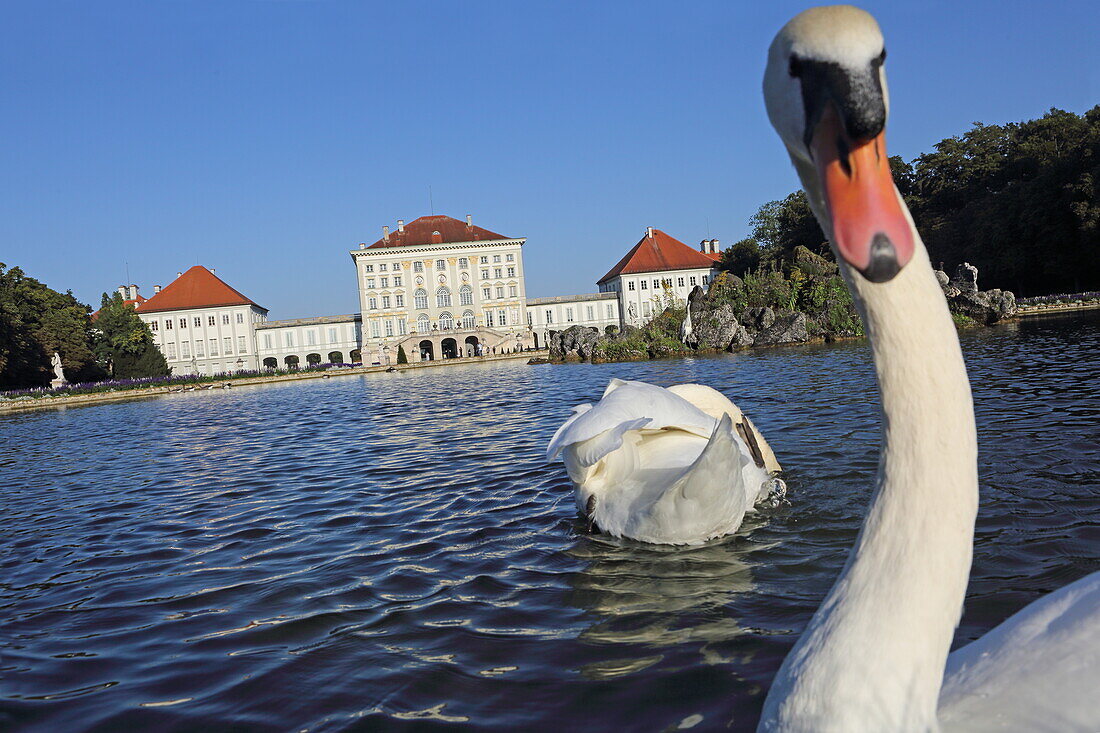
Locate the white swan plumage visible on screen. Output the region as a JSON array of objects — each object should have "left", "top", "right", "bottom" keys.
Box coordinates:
[
  {"left": 547, "top": 378, "right": 783, "bottom": 545},
  {"left": 758, "top": 5, "right": 1099, "bottom": 731}
]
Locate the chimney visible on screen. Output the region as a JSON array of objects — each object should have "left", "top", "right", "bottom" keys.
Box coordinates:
[
  {"left": 466, "top": 214, "right": 472, "bottom": 227},
  {"left": 382, "top": 225, "right": 390, "bottom": 241},
  {"left": 129, "top": 285, "right": 139, "bottom": 300},
  {"left": 359, "top": 242, "right": 366, "bottom": 250},
  {"left": 154, "top": 284, "right": 162, "bottom": 294},
  {"left": 176, "top": 272, "right": 182, "bottom": 279},
  {"left": 118, "top": 285, "right": 127, "bottom": 298},
  {"left": 710, "top": 238, "right": 720, "bottom": 254},
  {"left": 211, "top": 268, "right": 216, "bottom": 275},
  {"left": 700, "top": 239, "right": 708, "bottom": 253},
  {"left": 397, "top": 219, "right": 405, "bottom": 233},
  {"left": 646, "top": 227, "right": 654, "bottom": 239}
]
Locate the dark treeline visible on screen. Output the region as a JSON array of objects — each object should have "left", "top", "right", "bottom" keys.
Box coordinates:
[
  {"left": 0, "top": 264, "right": 168, "bottom": 390},
  {"left": 723, "top": 106, "right": 1100, "bottom": 296}
]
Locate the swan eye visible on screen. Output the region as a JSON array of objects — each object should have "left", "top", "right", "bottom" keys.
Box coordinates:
[
  {"left": 872, "top": 48, "right": 886, "bottom": 67},
  {"left": 789, "top": 55, "right": 803, "bottom": 78}
]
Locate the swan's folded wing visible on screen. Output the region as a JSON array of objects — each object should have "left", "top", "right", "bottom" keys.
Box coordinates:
[
  {"left": 546, "top": 379, "right": 715, "bottom": 461},
  {"left": 938, "top": 570, "right": 1100, "bottom": 733}
]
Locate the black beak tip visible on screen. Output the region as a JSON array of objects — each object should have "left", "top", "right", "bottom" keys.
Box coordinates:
[{"left": 859, "top": 233, "right": 901, "bottom": 283}]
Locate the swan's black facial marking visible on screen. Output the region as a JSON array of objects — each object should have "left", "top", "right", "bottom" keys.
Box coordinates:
[
  {"left": 736, "top": 420, "right": 766, "bottom": 469},
  {"left": 792, "top": 50, "right": 887, "bottom": 152}
]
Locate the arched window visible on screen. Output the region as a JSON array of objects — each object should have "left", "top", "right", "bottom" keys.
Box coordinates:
[
  {"left": 417, "top": 314, "right": 430, "bottom": 333},
  {"left": 414, "top": 288, "right": 428, "bottom": 310},
  {"left": 439, "top": 312, "right": 454, "bottom": 330},
  {"left": 436, "top": 287, "right": 452, "bottom": 308},
  {"left": 459, "top": 285, "right": 473, "bottom": 306},
  {"left": 462, "top": 310, "right": 475, "bottom": 329}
]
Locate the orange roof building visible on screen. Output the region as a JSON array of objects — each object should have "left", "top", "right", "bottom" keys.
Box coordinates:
[{"left": 597, "top": 227, "right": 722, "bottom": 327}]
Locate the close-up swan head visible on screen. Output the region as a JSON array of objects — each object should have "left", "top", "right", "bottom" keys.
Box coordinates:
[{"left": 764, "top": 5, "right": 913, "bottom": 284}]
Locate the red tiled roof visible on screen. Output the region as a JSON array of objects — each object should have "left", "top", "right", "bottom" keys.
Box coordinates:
[
  {"left": 598, "top": 229, "right": 721, "bottom": 284},
  {"left": 138, "top": 266, "right": 265, "bottom": 314},
  {"left": 91, "top": 294, "right": 146, "bottom": 321},
  {"left": 366, "top": 215, "right": 511, "bottom": 249}
]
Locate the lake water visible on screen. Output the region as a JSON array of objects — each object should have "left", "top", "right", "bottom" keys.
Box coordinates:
[{"left": 2, "top": 311, "right": 1097, "bottom": 731}]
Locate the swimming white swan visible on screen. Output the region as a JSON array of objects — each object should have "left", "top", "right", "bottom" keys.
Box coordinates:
[
  {"left": 758, "top": 6, "right": 1099, "bottom": 731},
  {"left": 547, "top": 379, "right": 784, "bottom": 545}
]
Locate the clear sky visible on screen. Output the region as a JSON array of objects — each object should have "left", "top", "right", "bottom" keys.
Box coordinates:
[{"left": 2, "top": 1, "right": 1097, "bottom": 319}]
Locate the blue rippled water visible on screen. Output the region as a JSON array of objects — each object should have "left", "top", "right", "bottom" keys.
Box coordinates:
[{"left": 2, "top": 311, "right": 1097, "bottom": 731}]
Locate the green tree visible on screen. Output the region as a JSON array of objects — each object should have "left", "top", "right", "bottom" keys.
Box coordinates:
[
  {"left": 396, "top": 344, "right": 409, "bottom": 364},
  {"left": 93, "top": 292, "right": 170, "bottom": 378},
  {"left": 719, "top": 237, "right": 762, "bottom": 277},
  {"left": 0, "top": 263, "right": 103, "bottom": 389}
]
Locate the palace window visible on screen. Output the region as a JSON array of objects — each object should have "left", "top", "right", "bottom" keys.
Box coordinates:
[
  {"left": 222, "top": 314, "right": 230, "bottom": 325},
  {"left": 150, "top": 320, "right": 158, "bottom": 332},
  {"left": 546, "top": 310, "right": 553, "bottom": 324},
  {"left": 193, "top": 317, "right": 201, "bottom": 327},
  {"left": 181, "top": 342, "right": 190, "bottom": 358},
  {"left": 436, "top": 259, "right": 446, "bottom": 271},
  {"left": 392, "top": 263, "right": 401, "bottom": 271},
  {"left": 566, "top": 307, "right": 574, "bottom": 322},
  {"left": 379, "top": 263, "right": 387, "bottom": 272},
  {"left": 628, "top": 281, "right": 635, "bottom": 291},
  {"left": 690, "top": 276, "right": 697, "bottom": 286},
  {"left": 653, "top": 280, "right": 659, "bottom": 289},
  {"left": 436, "top": 287, "right": 452, "bottom": 308},
  {"left": 238, "top": 336, "right": 247, "bottom": 353},
  {"left": 494, "top": 268, "right": 502, "bottom": 278},
  {"left": 481, "top": 269, "right": 489, "bottom": 279},
  {"left": 208, "top": 315, "right": 215, "bottom": 326},
  {"left": 458, "top": 257, "right": 468, "bottom": 269},
  {"left": 210, "top": 338, "right": 219, "bottom": 355},
  {"left": 702, "top": 275, "right": 709, "bottom": 284},
  {"left": 264, "top": 334, "right": 273, "bottom": 349},
  {"left": 366, "top": 278, "right": 375, "bottom": 289},
  {"left": 586, "top": 306, "right": 594, "bottom": 320},
  {"left": 327, "top": 328, "right": 337, "bottom": 343},
  {"left": 381, "top": 320, "right": 391, "bottom": 337},
  {"left": 236, "top": 313, "right": 244, "bottom": 324},
  {"left": 677, "top": 277, "right": 685, "bottom": 287},
  {"left": 480, "top": 256, "right": 488, "bottom": 264},
  {"left": 284, "top": 332, "right": 294, "bottom": 347},
  {"left": 370, "top": 320, "right": 380, "bottom": 338},
  {"left": 224, "top": 337, "right": 232, "bottom": 353},
  {"left": 369, "top": 297, "right": 378, "bottom": 310},
  {"left": 482, "top": 287, "right": 491, "bottom": 300},
  {"left": 506, "top": 254, "right": 514, "bottom": 262},
  {"left": 439, "top": 312, "right": 454, "bottom": 330},
  {"left": 641, "top": 280, "right": 648, "bottom": 289},
  {"left": 397, "top": 319, "right": 407, "bottom": 335},
  {"left": 510, "top": 308, "right": 519, "bottom": 325},
  {"left": 414, "top": 289, "right": 428, "bottom": 309},
  {"left": 643, "top": 302, "right": 652, "bottom": 317},
  {"left": 493, "top": 255, "right": 501, "bottom": 263},
  {"left": 460, "top": 285, "right": 473, "bottom": 306},
  {"left": 417, "top": 314, "right": 430, "bottom": 333},
  {"left": 496, "top": 286, "right": 504, "bottom": 299},
  {"left": 606, "top": 304, "right": 614, "bottom": 318},
  {"left": 165, "top": 319, "right": 172, "bottom": 330},
  {"left": 306, "top": 330, "right": 316, "bottom": 346},
  {"left": 364, "top": 264, "right": 374, "bottom": 273},
  {"left": 413, "top": 261, "right": 424, "bottom": 273},
  {"left": 166, "top": 343, "right": 176, "bottom": 359},
  {"left": 508, "top": 285, "right": 517, "bottom": 298},
  {"left": 382, "top": 296, "right": 391, "bottom": 309},
  {"left": 180, "top": 318, "right": 187, "bottom": 329},
  {"left": 462, "top": 310, "right": 475, "bottom": 329},
  {"left": 393, "top": 276, "right": 402, "bottom": 287},
  {"left": 395, "top": 294, "right": 405, "bottom": 307},
  {"left": 381, "top": 277, "right": 389, "bottom": 288},
  {"left": 507, "top": 267, "right": 515, "bottom": 277},
  {"left": 195, "top": 340, "right": 205, "bottom": 357}
]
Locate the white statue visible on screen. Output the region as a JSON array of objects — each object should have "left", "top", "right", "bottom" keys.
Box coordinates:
[{"left": 50, "top": 352, "right": 68, "bottom": 388}]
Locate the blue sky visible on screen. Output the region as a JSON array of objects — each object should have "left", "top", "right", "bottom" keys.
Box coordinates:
[{"left": 2, "top": 1, "right": 1097, "bottom": 319}]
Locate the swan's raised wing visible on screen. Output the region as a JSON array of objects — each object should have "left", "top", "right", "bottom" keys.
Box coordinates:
[
  {"left": 546, "top": 379, "right": 715, "bottom": 462},
  {"left": 938, "top": 570, "right": 1100, "bottom": 732}
]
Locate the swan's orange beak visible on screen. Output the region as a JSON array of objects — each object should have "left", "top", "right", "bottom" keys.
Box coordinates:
[{"left": 811, "top": 103, "right": 913, "bottom": 283}]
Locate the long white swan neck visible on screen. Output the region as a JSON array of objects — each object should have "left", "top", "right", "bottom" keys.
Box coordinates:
[{"left": 760, "top": 221, "right": 979, "bottom": 730}]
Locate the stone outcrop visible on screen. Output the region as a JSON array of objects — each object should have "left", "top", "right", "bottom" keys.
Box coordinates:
[
  {"left": 934, "top": 262, "right": 1016, "bottom": 324},
  {"left": 754, "top": 312, "right": 809, "bottom": 345}
]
